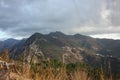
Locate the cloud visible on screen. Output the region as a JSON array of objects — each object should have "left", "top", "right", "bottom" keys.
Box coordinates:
[
  {"left": 91, "top": 33, "right": 120, "bottom": 40},
  {"left": 0, "top": 0, "right": 120, "bottom": 39},
  {"left": 108, "top": 0, "right": 120, "bottom": 26}
]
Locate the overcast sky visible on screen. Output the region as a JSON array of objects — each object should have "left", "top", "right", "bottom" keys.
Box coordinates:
[{"left": 0, "top": 0, "right": 120, "bottom": 40}]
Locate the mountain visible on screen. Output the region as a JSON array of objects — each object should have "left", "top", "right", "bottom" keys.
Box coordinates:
[
  {"left": 0, "top": 32, "right": 119, "bottom": 61},
  {"left": 8, "top": 32, "right": 97, "bottom": 61},
  {"left": 7, "top": 32, "right": 119, "bottom": 61},
  {"left": 0, "top": 32, "right": 119, "bottom": 59},
  {"left": 97, "top": 39, "right": 120, "bottom": 57},
  {"left": 0, "top": 38, "right": 20, "bottom": 53},
  {"left": 0, "top": 32, "right": 120, "bottom": 75}
]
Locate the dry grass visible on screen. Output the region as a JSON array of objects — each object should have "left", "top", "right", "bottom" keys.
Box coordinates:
[
  {"left": 14, "top": 64, "right": 93, "bottom": 80},
  {"left": 10, "top": 63, "right": 92, "bottom": 80},
  {"left": 29, "top": 66, "right": 68, "bottom": 80},
  {"left": 0, "top": 62, "right": 115, "bottom": 80},
  {"left": 70, "top": 70, "right": 91, "bottom": 80}
]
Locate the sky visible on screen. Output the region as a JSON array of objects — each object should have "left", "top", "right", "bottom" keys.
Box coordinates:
[{"left": 0, "top": 0, "right": 120, "bottom": 40}]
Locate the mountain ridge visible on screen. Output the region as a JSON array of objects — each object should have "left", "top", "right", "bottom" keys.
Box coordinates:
[
  {"left": 3, "top": 32, "right": 118, "bottom": 63},
  {"left": 0, "top": 32, "right": 120, "bottom": 58},
  {"left": 0, "top": 32, "right": 119, "bottom": 74}
]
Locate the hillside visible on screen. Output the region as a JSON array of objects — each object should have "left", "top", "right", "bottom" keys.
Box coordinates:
[
  {"left": 7, "top": 32, "right": 120, "bottom": 59},
  {"left": 0, "top": 39, "right": 20, "bottom": 53},
  {"left": 0, "top": 32, "right": 120, "bottom": 79}
]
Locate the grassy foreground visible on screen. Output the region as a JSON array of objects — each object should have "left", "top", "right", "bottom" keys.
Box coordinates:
[
  {"left": 0, "top": 50, "right": 119, "bottom": 80},
  {"left": 8, "top": 59, "right": 113, "bottom": 80}
]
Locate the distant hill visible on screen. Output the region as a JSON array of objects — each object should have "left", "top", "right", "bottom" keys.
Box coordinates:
[
  {"left": 0, "top": 38, "right": 20, "bottom": 53},
  {"left": 97, "top": 39, "right": 120, "bottom": 57}
]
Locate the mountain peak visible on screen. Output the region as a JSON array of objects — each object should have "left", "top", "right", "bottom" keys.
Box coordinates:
[
  {"left": 29, "top": 32, "right": 45, "bottom": 39},
  {"left": 32, "top": 32, "right": 43, "bottom": 36},
  {"left": 49, "top": 31, "right": 65, "bottom": 36},
  {"left": 74, "top": 33, "right": 90, "bottom": 39}
]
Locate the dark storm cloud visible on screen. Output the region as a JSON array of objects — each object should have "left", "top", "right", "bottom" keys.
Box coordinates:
[{"left": 0, "top": 0, "right": 120, "bottom": 39}]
